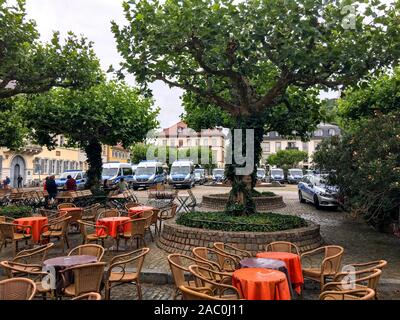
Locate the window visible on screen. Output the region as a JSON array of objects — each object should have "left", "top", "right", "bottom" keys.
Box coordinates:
[
  {"left": 177, "top": 126, "right": 183, "bottom": 133},
  {"left": 187, "top": 139, "right": 191, "bottom": 147},
  {"left": 79, "top": 162, "right": 83, "bottom": 170},
  {"left": 262, "top": 142, "right": 270, "bottom": 153},
  {"left": 275, "top": 142, "right": 281, "bottom": 151},
  {"left": 76, "top": 173, "right": 82, "bottom": 180},
  {"left": 156, "top": 166, "right": 164, "bottom": 175},
  {"left": 34, "top": 158, "right": 41, "bottom": 174},
  {"left": 211, "top": 138, "right": 217, "bottom": 147},
  {"left": 195, "top": 139, "right": 200, "bottom": 146},
  {"left": 56, "top": 160, "right": 62, "bottom": 174},
  {"left": 314, "top": 129, "right": 323, "bottom": 137},
  {"left": 63, "top": 161, "right": 69, "bottom": 172},
  {"left": 50, "top": 160, "right": 55, "bottom": 174},
  {"left": 123, "top": 168, "right": 133, "bottom": 176},
  {"left": 302, "top": 142, "right": 309, "bottom": 152},
  {"left": 59, "top": 136, "right": 65, "bottom": 147},
  {"left": 178, "top": 140, "right": 183, "bottom": 147},
  {"left": 203, "top": 138, "right": 208, "bottom": 146},
  {"left": 162, "top": 139, "right": 167, "bottom": 146},
  {"left": 328, "top": 129, "right": 336, "bottom": 136},
  {"left": 170, "top": 139, "right": 175, "bottom": 147},
  {"left": 288, "top": 142, "right": 297, "bottom": 149}
]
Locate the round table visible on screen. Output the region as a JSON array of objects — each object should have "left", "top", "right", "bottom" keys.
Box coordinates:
[
  {"left": 256, "top": 252, "right": 304, "bottom": 294},
  {"left": 128, "top": 205, "right": 154, "bottom": 217},
  {"left": 232, "top": 268, "right": 291, "bottom": 300},
  {"left": 13, "top": 216, "right": 48, "bottom": 243},
  {"left": 43, "top": 255, "right": 98, "bottom": 268},
  {"left": 96, "top": 217, "right": 131, "bottom": 238}
]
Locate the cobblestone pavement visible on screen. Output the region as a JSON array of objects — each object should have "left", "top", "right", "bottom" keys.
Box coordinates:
[{"left": 1, "top": 184, "right": 400, "bottom": 300}]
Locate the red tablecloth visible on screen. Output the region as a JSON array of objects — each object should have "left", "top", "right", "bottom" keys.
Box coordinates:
[
  {"left": 96, "top": 217, "right": 131, "bottom": 238},
  {"left": 232, "top": 268, "right": 291, "bottom": 300},
  {"left": 13, "top": 217, "right": 48, "bottom": 243},
  {"left": 256, "top": 251, "right": 304, "bottom": 294},
  {"left": 128, "top": 206, "right": 154, "bottom": 217}
]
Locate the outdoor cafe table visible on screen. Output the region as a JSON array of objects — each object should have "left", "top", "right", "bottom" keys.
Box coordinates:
[
  {"left": 59, "top": 207, "right": 83, "bottom": 216},
  {"left": 128, "top": 205, "right": 154, "bottom": 218},
  {"left": 43, "top": 255, "right": 98, "bottom": 296},
  {"left": 239, "top": 257, "right": 294, "bottom": 297},
  {"left": 256, "top": 252, "right": 304, "bottom": 294},
  {"left": 13, "top": 216, "right": 48, "bottom": 243},
  {"left": 232, "top": 268, "right": 291, "bottom": 300},
  {"left": 96, "top": 217, "right": 131, "bottom": 238}
]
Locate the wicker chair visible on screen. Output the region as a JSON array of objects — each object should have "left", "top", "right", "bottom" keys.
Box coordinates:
[
  {"left": 38, "top": 209, "right": 59, "bottom": 222},
  {"left": 301, "top": 245, "right": 344, "bottom": 289},
  {"left": 193, "top": 247, "right": 237, "bottom": 272},
  {"left": 150, "top": 208, "right": 160, "bottom": 236},
  {"left": 0, "top": 222, "right": 32, "bottom": 255},
  {"left": 57, "top": 203, "right": 76, "bottom": 210},
  {"left": 157, "top": 203, "right": 178, "bottom": 234},
  {"left": 13, "top": 242, "right": 54, "bottom": 266},
  {"left": 213, "top": 242, "right": 252, "bottom": 263},
  {"left": 0, "top": 278, "right": 36, "bottom": 300},
  {"left": 322, "top": 268, "right": 382, "bottom": 298},
  {"left": 0, "top": 261, "right": 51, "bottom": 299},
  {"left": 60, "top": 262, "right": 106, "bottom": 298},
  {"left": 78, "top": 220, "right": 109, "bottom": 246},
  {"left": 344, "top": 260, "right": 387, "bottom": 272},
  {"left": 179, "top": 285, "right": 242, "bottom": 300},
  {"left": 68, "top": 244, "right": 105, "bottom": 261},
  {"left": 104, "top": 248, "right": 150, "bottom": 300},
  {"left": 167, "top": 253, "right": 218, "bottom": 299},
  {"left": 97, "top": 209, "right": 120, "bottom": 219},
  {"left": 0, "top": 215, "right": 15, "bottom": 223},
  {"left": 125, "top": 202, "right": 141, "bottom": 210},
  {"left": 81, "top": 203, "right": 101, "bottom": 222},
  {"left": 40, "top": 216, "right": 72, "bottom": 252},
  {"left": 266, "top": 241, "right": 300, "bottom": 256},
  {"left": 188, "top": 265, "right": 242, "bottom": 299},
  {"left": 118, "top": 217, "right": 147, "bottom": 250},
  {"left": 141, "top": 210, "right": 154, "bottom": 241},
  {"left": 320, "top": 288, "right": 375, "bottom": 300},
  {"left": 72, "top": 292, "right": 102, "bottom": 300}
]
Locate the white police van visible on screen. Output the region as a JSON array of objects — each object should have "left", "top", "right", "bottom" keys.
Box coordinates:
[
  {"left": 132, "top": 160, "right": 166, "bottom": 190},
  {"left": 101, "top": 162, "right": 134, "bottom": 187},
  {"left": 168, "top": 160, "right": 195, "bottom": 188}
]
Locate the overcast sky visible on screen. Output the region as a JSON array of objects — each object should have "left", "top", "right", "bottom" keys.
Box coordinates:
[{"left": 25, "top": 0, "right": 184, "bottom": 130}]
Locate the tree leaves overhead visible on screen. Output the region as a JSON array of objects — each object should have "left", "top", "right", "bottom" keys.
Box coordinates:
[
  {"left": 0, "top": 0, "right": 104, "bottom": 100},
  {"left": 113, "top": 0, "right": 400, "bottom": 116}
]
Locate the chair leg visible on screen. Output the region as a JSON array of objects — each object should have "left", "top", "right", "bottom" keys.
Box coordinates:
[
  {"left": 149, "top": 228, "right": 154, "bottom": 242},
  {"left": 136, "top": 281, "right": 143, "bottom": 300}
]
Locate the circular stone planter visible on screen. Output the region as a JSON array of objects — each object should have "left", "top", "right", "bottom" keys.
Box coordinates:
[
  {"left": 157, "top": 217, "right": 323, "bottom": 255},
  {"left": 201, "top": 193, "right": 286, "bottom": 211}
]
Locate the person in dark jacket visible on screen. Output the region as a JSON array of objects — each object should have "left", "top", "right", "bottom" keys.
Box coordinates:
[
  {"left": 46, "top": 175, "right": 58, "bottom": 200},
  {"left": 66, "top": 175, "right": 77, "bottom": 191}
]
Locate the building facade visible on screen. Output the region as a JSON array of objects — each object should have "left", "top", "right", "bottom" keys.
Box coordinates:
[
  {"left": 0, "top": 135, "right": 131, "bottom": 188},
  {"left": 260, "top": 123, "right": 341, "bottom": 168},
  {"left": 155, "top": 121, "right": 226, "bottom": 168}
]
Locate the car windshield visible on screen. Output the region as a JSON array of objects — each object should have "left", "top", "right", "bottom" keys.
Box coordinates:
[
  {"left": 171, "top": 166, "right": 190, "bottom": 174},
  {"left": 314, "top": 176, "right": 328, "bottom": 186},
  {"left": 102, "top": 168, "right": 119, "bottom": 177},
  {"left": 194, "top": 172, "right": 201, "bottom": 177},
  {"left": 289, "top": 169, "right": 303, "bottom": 176},
  {"left": 59, "top": 172, "right": 77, "bottom": 179},
  {"left": 194, "top": 169, "right": 204, "bottom": 174},
  {"left": 271, "top": 169, "right": 283, "bottom": 175},
  {"left": 257, "top": 169, "right": 265, "bottom": 175},
  {"left": 135, "top": 167, "right": 155, "bottom": 175},
  {"left": 213, "top": 169, "right": 224, "bottom": 176}
]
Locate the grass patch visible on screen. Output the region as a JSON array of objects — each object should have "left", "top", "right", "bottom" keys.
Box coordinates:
[{"left": 176, "top": 211, "right": 307, "bottom": 232}]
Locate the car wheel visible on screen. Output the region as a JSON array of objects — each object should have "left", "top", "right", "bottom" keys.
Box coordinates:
[
  {"left": 314, "top": 195, "right": 321, "bottom": 210},
  {"left": 299, "top": 190, "right": 306, "bottom": 203}
]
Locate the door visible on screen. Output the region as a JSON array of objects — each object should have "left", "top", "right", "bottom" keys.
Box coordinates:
[{"left": 10, "top": 155, "right": 26, "bottom": 188}]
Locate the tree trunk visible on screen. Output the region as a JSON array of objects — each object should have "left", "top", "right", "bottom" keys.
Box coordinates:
[
  {"left": 225, "top": 114, "right": 264, "bottom": 215},
  {"left": 84, "top": 139, "right": 103, "bottom": 191}
]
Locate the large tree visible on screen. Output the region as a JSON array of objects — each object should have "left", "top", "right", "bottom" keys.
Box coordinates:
[
  {"left": 113, "top": 0, "right": 400, "bottom": 214},
  {"left": 267, "top": 149, "right": 308, "bottom": 170},
  {"left": 18, "top": 81, "right": 159, "bottom": 189}
]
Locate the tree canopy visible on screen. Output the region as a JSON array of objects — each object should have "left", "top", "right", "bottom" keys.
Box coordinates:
[
  {"left": 267, "top": 149, "right": 308, "bottom": 170},
  {"left": 0, "top": 0, "right": 103, "bottom": 101},
  {"left": 19, "top": 81, "right": 159, "bottom": 188}
]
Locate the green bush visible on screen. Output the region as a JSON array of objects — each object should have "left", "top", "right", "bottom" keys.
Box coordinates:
[
  {"left": 0, "top": 206, "right": 33, "bottom": 219},
  {"left": 176, "top": 211, "right": 307, "bottom": 232},
  {"left": 251, "top": 190, "right": 276, "bottom": 197}
]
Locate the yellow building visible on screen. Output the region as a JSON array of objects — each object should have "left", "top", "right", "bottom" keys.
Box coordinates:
[{"left": 0, "top": 136, "right": 130, "bottom": 188}]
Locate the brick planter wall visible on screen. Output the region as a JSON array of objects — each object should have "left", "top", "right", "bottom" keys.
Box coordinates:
[
  {"left": 201, "top": 194, "right": 286, "bottom": 211},
  {"left": 157, "top": 218, "right": 323, "bottom": 255}
]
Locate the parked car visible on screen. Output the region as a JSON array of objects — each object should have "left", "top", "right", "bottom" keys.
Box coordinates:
[
  {"left": 212, "top": 168, "right": 225, "bottom": 183},
  {"left": 55, "top": 170, "right": 86, "bottom": 190},
  {"left": 256, "top": 168, "right": 266, "bottom": 182},
  {"left": 269, "top": 168, "right": 285, "bottom": 184},
  {"left": 194, "top": 168, "right": 206, "bottom": 185},
  {"left": 132, "top": 160, "right": 166, "bottom": 189},
  {"left": 287, "top": 168, "right": 304, "bottom": 184},
  {"left": 168, "top": 160, "right": 195, "bottom": 188},
  {"left": 298, "top": 174, "right": 339, "bottom": 209},
  {"left": 102, "top": 162, "right": 134, "bottom": 187}
]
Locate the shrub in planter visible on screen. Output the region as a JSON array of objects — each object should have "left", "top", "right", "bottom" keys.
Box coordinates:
[{"left": 0, "top": 206, "right": 33, "bottom": 219}]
